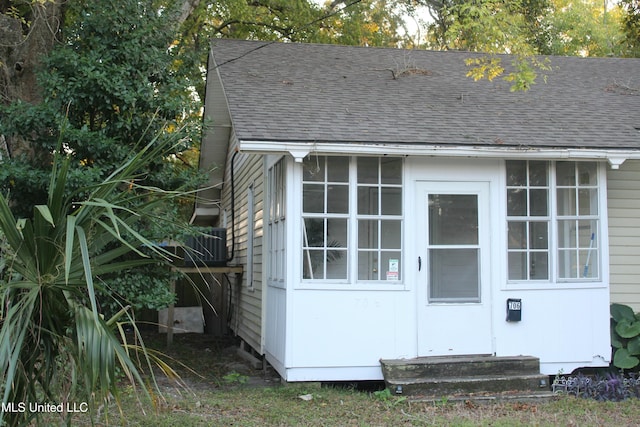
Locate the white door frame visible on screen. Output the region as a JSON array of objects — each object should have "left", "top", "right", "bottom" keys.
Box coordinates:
[{"left": 414, "top": 180, "right": 494, "bottom": 356}]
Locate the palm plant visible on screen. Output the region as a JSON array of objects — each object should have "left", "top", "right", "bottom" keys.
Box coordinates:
[{"left": 0, "top": 130, "right": 189, "bottom": 426}]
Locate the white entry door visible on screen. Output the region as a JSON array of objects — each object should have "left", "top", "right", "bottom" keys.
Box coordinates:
[{"left": 416, "top": 181, "right": 493, "bottom": 356}]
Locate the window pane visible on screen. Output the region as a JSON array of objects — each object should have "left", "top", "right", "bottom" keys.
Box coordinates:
[
  {"left": 578, "top": 189, "right": 598, "bottom": 215},
  {"left": 303, "top": 218, "right": 325, "bottom": 247},
  {"left": 327, "top": 185, "right": 348, "bottom": 213},
  {"left": 381, "top": 252, "right": 401, "bottom": 281},
  {"left": 580, "top": 249, "right": 598, "bottom": 278},
  {"left": 303, "top": 184, "right": 324, "bottom": 213},
  {"left": 508, "top": 222, "right": 526, "bottom": 249},
  {"left": 303, "top": 249, "right": 324, "bottom": 279},
  {"left": 557, "top": 188, "right": 575, "bottom": 216},
  {"left": 358, "top": 219, "right": 378, "bottom": 249},
  {"left": 578, "top": 220, "right": 597, "bottom": 247},
  {"left": 327, "top": 218, "right": 348, "bottom": 248},
  {"left": 381, "top": 187, "right": 402, "bottom": 215},
  {"left": 507, "top": 189, "right": 526, "bottom": 216},
  {"left": 327, "top": 157, "right": 349, "bottom": 182},
  {"left": 558, "top": 249, "right": 578, "bottom": 278},
  {"left": 529, "top": 222, "right": 548, "bottom": 249},
  {"left": 326, "top": 249, "right": 347, "bottom": 279},
  {"left": 381, "top": 158, "right": 402, "bottom": 184},
  {"left": 529, "top": 161, "right": 548, "bottom": 186},
  {"left": 358, "top": 250, "right": 378, "bottom": 280},
  {"left": 507, "top": 160, "right": 526, "bottom": 186},
  {"left": 558, "top": 220, "right": 577, "bottom": 249},
  {"left": 508, "top": 252, "right": 527, "bottom": 280},
  {"left": 358, "top": 187, "right": 379, "bottom": 215},
  {"left": 357, "top": 157, "right": 378, "bottom": 184},
  {"left": 430, "top": 248, "right": 479, "bottom": 301},
  {"left": 529, "top": 189, "right": 548, "bottom": 216},
  {"left": 578, "top": 162, "right": 597, "bottom": 185},
  {"left": 303, "top": 156, "right": 325, "bottom": 182},
  {"left": 381, "top": 220, "right": 401, "bottom": 249},
  {"left": 557, "top": 162, "right": 576, "bottom": 186},
  {"left": 429, "top": 194, "right": 478, "bottom": 245},
  {"left": 530, "top": 252, "right": 549, "bottom": 280}
]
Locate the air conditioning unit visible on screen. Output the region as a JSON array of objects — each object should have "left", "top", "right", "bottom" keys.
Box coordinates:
[{"left": 184, "top": 228, "right": 227, "bottom": 267}]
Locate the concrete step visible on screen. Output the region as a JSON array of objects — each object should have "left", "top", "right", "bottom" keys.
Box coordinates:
[
  {"left": 380, "top": 355, "right": 542, "bottom": 381},
  {"left": 380, "top": 355, "right": 550, "bottom": 397},
  {"left": 386, "top": 373, "right": 549, "bottom": 397},
  {"left": 409, "top": 390, "right": 558, "bottom": 404}
]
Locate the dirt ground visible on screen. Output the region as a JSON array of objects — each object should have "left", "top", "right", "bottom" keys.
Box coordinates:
[{"left": 142, "top": 332, "right": 282, "bottom": 392}]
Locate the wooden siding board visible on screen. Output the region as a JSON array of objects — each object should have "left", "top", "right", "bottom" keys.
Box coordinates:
[
  {"left": 608, "top": 160, "right": 640, "bottom": 312},
  {"left": 220, "top": 142, "right": 265, "bottom": 354}
]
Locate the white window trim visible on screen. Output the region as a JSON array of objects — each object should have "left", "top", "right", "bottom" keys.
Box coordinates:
[
  {"left": 297, "top": 156, "right": 406, "bottom": 290},
  {"left": 505, "top": 161, "right": 609, "bottom": 290}
]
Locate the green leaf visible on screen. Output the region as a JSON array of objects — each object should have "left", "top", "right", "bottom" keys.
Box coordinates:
[
  {"left": 611, "top": 318, "right": 624, "bottom": 348},
  {"left": 65, "top": 215, "right": 77, "bottom": 284},
  {"left": 35, "top": 205, "right": 55, "bottom": 227},
  {"left": 611, "top": 303, "right": 636, "bottom": 322},
  {"left": 628, "top": 336, "right": 640, "bottom": 355},
  {"left": 615, "top": 319, "right": 640, "bottom": 339},
  {"left": 75, "top": 225, "right": 99, "bottom": 318},
  {"left": 613, "top": 348, "right": 640, "bottom": 369}
]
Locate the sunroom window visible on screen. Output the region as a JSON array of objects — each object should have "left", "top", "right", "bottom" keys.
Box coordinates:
[
  {"left": 506, "top": 161, "right": 550, "bottom": 280},
  {"left": 506, "top": 160, "right": 600, "bottom": 283},
  {"left": 302, "top": 156, "right": 403, "bottom": 283}
]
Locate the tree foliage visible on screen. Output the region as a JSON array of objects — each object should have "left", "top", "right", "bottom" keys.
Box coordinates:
[
  {"left": 420, "top": 0, "right": 630, "bottom": 90},
  {"left": 0, "top": 0, "right": 205, "bottom": 321},
  {"left": 0, "top": 130, "right": 187, "bottom": 426},
  {"left": 620, "top": 0, "right": 640, "bottom": 56}
]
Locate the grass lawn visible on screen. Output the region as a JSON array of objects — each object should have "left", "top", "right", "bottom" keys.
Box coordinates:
[{"left": 49, "top": 333, "right": 640, "bottom": 426}]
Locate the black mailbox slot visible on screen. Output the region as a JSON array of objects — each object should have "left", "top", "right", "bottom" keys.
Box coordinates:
[{"left": 506, "top": 298, "right": 522, "bottom": 322}]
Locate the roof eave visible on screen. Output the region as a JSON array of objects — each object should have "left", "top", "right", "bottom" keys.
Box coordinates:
[{"left": 238, "top": 140, "right": 640, "bottom": 169}]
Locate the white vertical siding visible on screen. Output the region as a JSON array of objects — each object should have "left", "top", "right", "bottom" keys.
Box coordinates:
[
  {"left": 608, "top": 160, "right": 640, "bottom": 312},
  {"left": 221, "top": 139, "right": 265, "bottom": 353}
]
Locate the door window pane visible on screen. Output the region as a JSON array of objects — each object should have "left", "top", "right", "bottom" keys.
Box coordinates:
[
  {"left": 429, "top": 195, "right": 478, "bottom": 245},
  {"left": 430, "top": 249, "right": 480, "bottom": 302}
]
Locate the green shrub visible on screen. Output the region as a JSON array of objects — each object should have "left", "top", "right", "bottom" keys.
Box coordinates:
[{"left": 611, "top": 303, "right": 640, "bottom": 370}]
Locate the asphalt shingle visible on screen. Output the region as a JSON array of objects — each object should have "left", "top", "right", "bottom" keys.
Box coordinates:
[{"left": 210, "top": 39, "right": 640, "bottom": 150}]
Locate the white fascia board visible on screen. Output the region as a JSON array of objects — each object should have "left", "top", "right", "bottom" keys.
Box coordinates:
[{"left": 239, "top": 140, "right": 640, "bottom": 169}]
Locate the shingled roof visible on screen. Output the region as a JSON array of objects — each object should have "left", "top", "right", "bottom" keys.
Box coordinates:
[{"left": 208, "top": 39, "right": 640, "bottom": 150}]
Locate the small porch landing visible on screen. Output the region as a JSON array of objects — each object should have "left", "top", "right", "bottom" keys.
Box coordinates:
[{"left": 380, "top": 355, "right": 553, "bottom": 401}]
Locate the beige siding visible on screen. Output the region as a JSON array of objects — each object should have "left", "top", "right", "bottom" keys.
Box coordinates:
[
  {"left": 220, "top": 139, "right": 265, "bottom": 353},
  {"left": 608, "top": 160, "right": 640, "bottom": 312}
]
